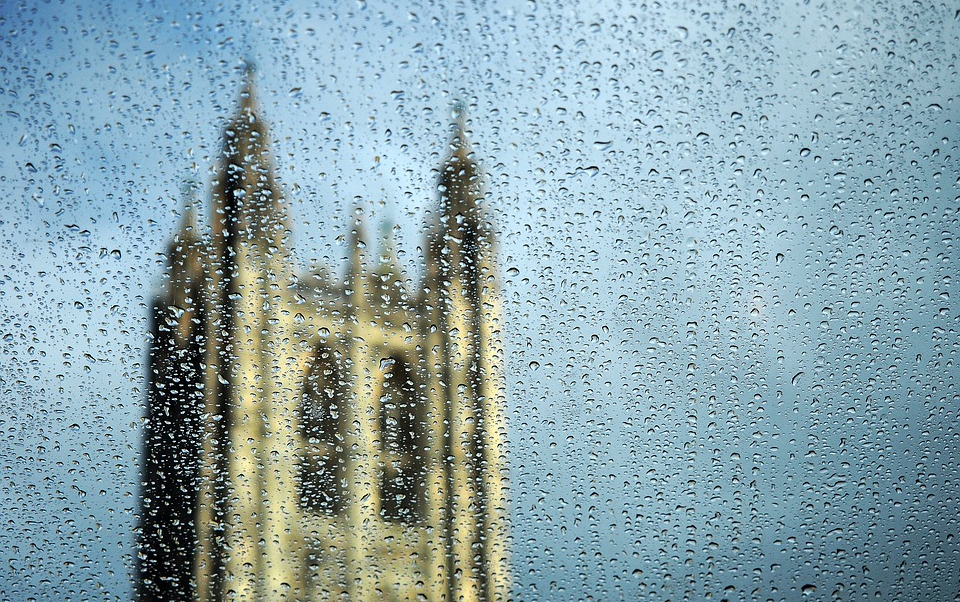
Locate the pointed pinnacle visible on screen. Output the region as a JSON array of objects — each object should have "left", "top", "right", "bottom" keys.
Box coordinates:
[
  {"left": 452, "top": 99, "right": 467, "bottom": 126},
  {"left": 175, "top": 181, "right": 200, "bottom": 243},
  {"left": 348, "top": 210, "right": 368, "bottom": 268},
  {"left": 238, "top": 59, "right": 259, "bottom": 113}
]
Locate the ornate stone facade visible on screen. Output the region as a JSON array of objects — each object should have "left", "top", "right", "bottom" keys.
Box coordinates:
[{"left": 139, "top": 69, "right": 508, "bottom": 602}]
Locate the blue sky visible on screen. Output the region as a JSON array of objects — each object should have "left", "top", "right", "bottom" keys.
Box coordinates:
[{"left": 2, "top": 0, "right": 960, "bottom": 600}]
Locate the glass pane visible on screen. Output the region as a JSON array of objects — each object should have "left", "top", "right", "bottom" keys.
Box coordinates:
[{"left": 2, "top": 2, "right": 959, "bottom": 601}]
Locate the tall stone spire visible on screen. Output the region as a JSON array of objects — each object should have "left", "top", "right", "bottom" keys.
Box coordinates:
[
  {"left": 375, "top": 220, "right": 408, "bottom": 307},
  {"left": 165, "top": 184, "right": 203, "bottom": 346},
  {"left": 140, "top": 185, "right": 206, "bottom": 602},
  {"left": 438, "top": 101, "right": 482, "bottom": 231},
  {"left": 423, "top": 104, "right": 509, "bottom": 602},
  {"left": 424, "top": 104, "right": 485, "bottom": 309},
  {"left": 211, "top": 62, "right": 288, "bottom": 256},
  {"left": 195, "top": 64, "right": 296, "bottom": 602}
]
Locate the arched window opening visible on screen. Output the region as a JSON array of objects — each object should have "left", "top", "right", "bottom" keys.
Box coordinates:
[
  {"left": 379, "top": 358, "right": 425, "bottom": 522},
  {"left": 298, "top": 347, "right": 344, "bottom": 514}
]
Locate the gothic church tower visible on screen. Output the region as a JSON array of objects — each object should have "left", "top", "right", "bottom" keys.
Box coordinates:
[{"left": 139, "top": 69, "right": 509, "bottom": 602}]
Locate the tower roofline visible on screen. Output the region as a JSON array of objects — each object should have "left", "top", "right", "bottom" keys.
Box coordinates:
[
  {"left": 209, "top": 65, "right": 288, "bottom": 252},
  {"left": 436, "top": 103, "right": 484, "bottom": 225}
]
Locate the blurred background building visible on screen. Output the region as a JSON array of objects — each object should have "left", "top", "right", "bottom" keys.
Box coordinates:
[{"left": 139, "top": 68, "right": 509, "bottom": 602}]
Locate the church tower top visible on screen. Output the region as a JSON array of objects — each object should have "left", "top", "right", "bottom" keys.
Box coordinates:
[
  {"left": 210, "top": 65, "right": 288, "bottom": 251},
  {"left": 438, "top": 103, "right": 483, "bottom": 224}
]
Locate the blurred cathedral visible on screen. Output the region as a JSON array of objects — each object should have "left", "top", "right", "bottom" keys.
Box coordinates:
[{"left": 139, "top": 68, "right": 509, "bottom": 602}]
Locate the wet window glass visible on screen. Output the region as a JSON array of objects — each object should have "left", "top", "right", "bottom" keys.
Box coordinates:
[{"left": 2, "top": 2, "right": 959, "bottom": 601}]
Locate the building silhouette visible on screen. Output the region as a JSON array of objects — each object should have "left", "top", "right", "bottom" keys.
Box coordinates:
[{"left": 139, "top": 68, "right": 509, "bottom": 602}]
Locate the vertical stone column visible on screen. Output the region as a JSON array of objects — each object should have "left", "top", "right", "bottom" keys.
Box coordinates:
[
  {"left": 422, "top": 261, "right": 452, "bottom": 602},
  {"left": 475, "top": 251, "right": 510, "bottom": 602},
  {"left": 195, "top": 249, "right": 223, "bottom": 602},
  {"left": 259, "top": 258, "right": 301, "bottom": 601},
  {"left": 343, "top": 221, "right": 382, "bottom": 602},
  {"left": 220, "top": 243, "right": 267, "bottom": 602}
]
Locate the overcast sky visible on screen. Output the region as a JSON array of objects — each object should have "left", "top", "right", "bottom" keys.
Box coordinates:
[{"left": 2, "top": 1, "right": 959, "bottom": 600}]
